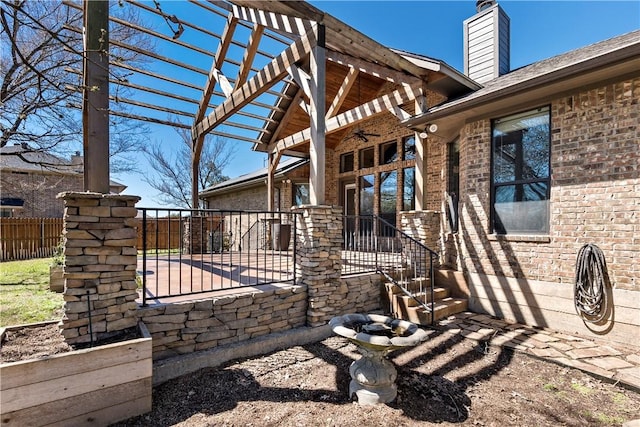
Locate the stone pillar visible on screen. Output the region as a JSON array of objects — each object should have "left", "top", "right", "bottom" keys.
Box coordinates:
[
  {"left": 400, "top": 210, "right": 442, "bottom": 268},
  {"left": 183, "top": 216, "right": 206, "bottom": 254},
  {"left": 58, "top": 192, "right": 140, "bottom": 345},
  {"left": 293, "top": 205, "right": 343, "bottom": 327}
]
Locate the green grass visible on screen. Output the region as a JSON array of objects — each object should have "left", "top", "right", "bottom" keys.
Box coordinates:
[{"left": 0, "top": 258, "right": 64, "bottom": 327}]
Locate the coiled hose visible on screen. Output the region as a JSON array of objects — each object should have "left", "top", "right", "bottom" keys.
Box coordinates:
[{"left": 574, "top": 243, "right": 610, "bottom": 324}]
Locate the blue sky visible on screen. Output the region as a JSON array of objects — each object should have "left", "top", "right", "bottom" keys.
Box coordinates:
[{"left": 120, "top": 0, "right": 639, "bottom": 207}]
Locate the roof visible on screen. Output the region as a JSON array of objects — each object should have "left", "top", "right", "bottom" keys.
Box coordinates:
[
  {"left": 404, "top": 29, "right": 640, "bottom": 135},
  {"left": 200, "top": 156, "right": 309, "bottom": 197},
  {"left": 1, "top": 143, "right": 128, "bottom": 192},
  {"left": 0, "top": 144, "right": 82, "bottom": 175}
]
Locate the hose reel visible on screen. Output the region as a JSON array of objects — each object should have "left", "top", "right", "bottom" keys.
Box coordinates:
[{"left": 574, "top": 243, "right": 610, "bottom": 324}]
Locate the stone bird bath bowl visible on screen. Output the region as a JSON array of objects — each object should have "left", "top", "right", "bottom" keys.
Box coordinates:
[{"left": 329, "top": 313, "right": 428, "bottom": 405}]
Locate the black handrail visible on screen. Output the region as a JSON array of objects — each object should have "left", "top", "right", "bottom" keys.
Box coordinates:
[
  {"left": 341, "top": 214, "right": 438, "bottom": 324},
  {"left": 138, "top": 208, "right": 299, "bottom": 305}
]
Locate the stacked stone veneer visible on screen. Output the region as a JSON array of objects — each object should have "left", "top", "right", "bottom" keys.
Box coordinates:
[
  {"left": 293, "top": 205, "right": 344, "bottom": 326},
  {"left": 138, "top": 285, "right": 307, "bottom": 360},
  {"left": 58, "top": 192, "right": 140, "bottom": 344},
  {"left": 400, "top": 210, "right": 442, "bottom": 268},
  {"left": 183, "top": 216, "right": 206, "bottom": 254}
]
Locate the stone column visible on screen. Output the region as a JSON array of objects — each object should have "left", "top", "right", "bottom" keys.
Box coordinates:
[
  {"left": 293, "top": 205, "right": 343, "bottom": 327},
  {"left": 400, "top": 210, "right": 442, "bottom": 268},
  {"left": 58, "top": 192, "right": 140, "bottom": 345},
  {"left": 183, "top": 215, "right": 206, "bottom": 254}
]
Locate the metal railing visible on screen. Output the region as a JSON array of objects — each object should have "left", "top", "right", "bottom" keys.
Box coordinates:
[
  {"left": 342, "top": 215, "right": 438, "bottom": 322},
  {"left": 138, "top": 208, "right": 298, "bottom": 305}
]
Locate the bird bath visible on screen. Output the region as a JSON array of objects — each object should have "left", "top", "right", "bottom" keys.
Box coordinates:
[{"left": 329, "top": 313, "right": 428, "bottom": 405}]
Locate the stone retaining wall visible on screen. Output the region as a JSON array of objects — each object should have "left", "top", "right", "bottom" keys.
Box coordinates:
[{"left": 138, "top": 285, "right": 307, "bottom": 360}]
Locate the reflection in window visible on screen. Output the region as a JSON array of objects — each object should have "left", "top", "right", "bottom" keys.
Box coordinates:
[
  {"left": 447, "top": 140, "right": 459, "bottom": 232},
  {"left": 403, "top": 136, "right": 415, "bottom": 160},
  {"left": 403, "top": 167, "right": 415, "bottom": 211},
  {"left": 491, "top": 106, "right": 550, "bottom": 234},
  {"left": 359, "top": 175, "right": 374, "bottom": 215},
  {"left": 380, "top": 171, "right": 397, "bottom": 214},
  {"left": 359, "top": 147, "right": 374, "bottom": 169},
  {"left": 340, "top": 152, "right": 354, "bottom": 172},
  {"left": 379, "top": 141, "right": 397, "bottom": 165},
  {"left": 293, "top": 183, "right": 310, "bottom": 206}
]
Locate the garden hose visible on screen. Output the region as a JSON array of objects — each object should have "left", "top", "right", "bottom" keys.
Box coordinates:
[{"left": 574, "top": 243, "right": 610, "bottom": 324}]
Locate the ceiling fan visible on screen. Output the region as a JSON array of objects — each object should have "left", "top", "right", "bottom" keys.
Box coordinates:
[{"left": 346, "top": 128, "right": 381, "bottom": 143}]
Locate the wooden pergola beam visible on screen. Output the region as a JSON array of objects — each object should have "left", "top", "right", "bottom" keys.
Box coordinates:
[
  {"left": 192, "top": 27, "right": 317, "bottom": 141},
  {"left": 230, "top": 3, "right": 315, "bottom": 35},
  {"left": 195, "top": 14, "right": 238, "bottom": 124}
]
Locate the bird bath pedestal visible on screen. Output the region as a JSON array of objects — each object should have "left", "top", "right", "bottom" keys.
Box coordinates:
[{"left": 329, "top": 313, "right": 428, "bottom": 405}]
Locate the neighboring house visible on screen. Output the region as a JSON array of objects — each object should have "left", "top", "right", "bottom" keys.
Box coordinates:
[
  {"left": 0, "top": 143, "right": 126, "bottom": 217},
  {"left": 201, "top": 157, "right": 310, "bottom": 211},
  {"left": 202, "top": 1, "right": 639, "bottom": 345}
]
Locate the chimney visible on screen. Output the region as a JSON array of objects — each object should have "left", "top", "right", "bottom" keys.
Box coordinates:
[
  {"left": 71, "top": 151, "right": 83, "bottom": 166},
  {"left": 463, "top": 0, "right": 510, "bottom": 83}
]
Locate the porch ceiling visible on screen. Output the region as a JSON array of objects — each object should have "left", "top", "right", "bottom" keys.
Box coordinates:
[{"left": 67, "top": 0, "right": 464, "bottom": 159}]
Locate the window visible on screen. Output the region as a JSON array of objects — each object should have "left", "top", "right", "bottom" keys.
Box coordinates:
[
  {"left": 380, "top": 171, "right": 397, "bottom": 225},
  {"left": 340, "top": 152, "right": 354, "bottom": 173},
  {"left": 292, "top": 183, "right": 310, "bottom": 206},
  {"left": 379, "top": 141, "right": 397, "bottom": 165},
  {"left": 403, "top": 167, "right": 415, "bottom": 211},
  {"left": 447, "top": 140, "right": 460, "bottom": 233},
  {"left": 359, "top": 175, "right": 374, "bottom": 215},
  {"left": 491, "top": 106, "right": 550, "bottom": 234},
  {"left": 403, "top": 136, "right": 415, "bottom": 160},
  {"left": 359, "top": 147, "right": 374, "bottom": 169}
]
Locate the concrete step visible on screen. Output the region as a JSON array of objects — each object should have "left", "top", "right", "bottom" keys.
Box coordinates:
[
  {"left": 394, "top": 297, "right": 468, "bottom": 325},
  {"left": 396, "top": 287, "right": 450, "bottom": 306},
  {"left": 384, "top": 277, "right": 432, "bottom": 293}
]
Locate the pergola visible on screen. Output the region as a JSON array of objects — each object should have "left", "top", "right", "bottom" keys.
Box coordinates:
[{"left": 78, "top": 0, "right": 478, "bottom": 208}]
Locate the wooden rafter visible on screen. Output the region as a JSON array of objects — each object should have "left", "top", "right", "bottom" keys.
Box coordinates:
[
  {"left": 235, "top": 24, "right": 265, "bottom": 88},
  {"left": 325, "top": 65, "right": 358, "bottom": 119},
  {"left": 230, "top": 3, "right": 315, "bottom": 35},
  {"left": 326, "top": 50, "right": 421, "bottom": 86},
  {"left": 271, "top": 82, "right": 424, "bottom": 154},
  {"left": 195, "top": 15, "right": 238, "bottom": 124},
  {"left": 265, "top": 85, "right": 303, "bottom": 145},
  {"left": 192, "top": 26, "right": 318, "bottom": 141}
]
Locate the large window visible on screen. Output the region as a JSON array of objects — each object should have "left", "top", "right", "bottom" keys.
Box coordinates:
[
  {"left": 380, "top": 171, "right": 397, "bottom": 226},
  {"left": 379, "top": 141, "right": 397, "bottom": 165},
  {"left": 403, "top": 167, "right": 415, "bottom": 211},
  {"left": 293, "top": 183, "right": 310, "bottom": 206},
  {"left": 403, "top": 136, "right": 415, "bottom": 160},
  {"left": 359, "top": 147, "right": 374, "bottom": 169},
  {"left": 491, "top": 106, "right": 550, "bottom": 234},
  {"left": 447, "top": 140, "right": 459, "bottom": 233},
  {"left": 359, "top": 175, "right": 374, "bottom": 215},
  {"left": 340, "top": 152, "right": 354, "bottom": 172}
]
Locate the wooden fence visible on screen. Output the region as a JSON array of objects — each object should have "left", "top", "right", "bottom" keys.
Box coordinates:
[
  {"left": 0, "top": 218, "right": 64, "bottom": 261},
  {"left": 136, "top": 216, "right": 224, "bottom": 252}
]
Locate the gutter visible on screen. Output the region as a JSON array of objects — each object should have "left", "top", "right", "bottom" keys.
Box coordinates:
[{"left": 403, "top": 42, "right": 640, "bottom": 128}]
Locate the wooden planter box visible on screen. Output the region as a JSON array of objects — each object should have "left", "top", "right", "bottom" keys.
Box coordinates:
[
  {"left": 49, "top": 265, "right": 64, "bottom": 293},
  {"left": 0, "top": 321, "right": 152, "bottom": 426}
]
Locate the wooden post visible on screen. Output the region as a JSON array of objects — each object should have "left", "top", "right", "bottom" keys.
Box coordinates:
[
  {"left": 308, "top": 24, "right": 326, "bottom": 205},
  {"left": 82, "top": 0, "right": 110, "bottom": 193},
  {"left": 267, "top": 152, "right": 282, "bottom": 211}
]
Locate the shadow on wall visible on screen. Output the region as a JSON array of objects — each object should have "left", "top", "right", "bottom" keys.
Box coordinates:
[{"left": 455, "top": 192, "right": 616, "bottom": 334}]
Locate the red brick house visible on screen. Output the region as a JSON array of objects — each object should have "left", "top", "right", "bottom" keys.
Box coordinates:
[
  {"left": 201, "top": 2, "right": 639, "bottom": 346},
  {"left": 0, "top": 143, "right": 126, "bottom": 217}
]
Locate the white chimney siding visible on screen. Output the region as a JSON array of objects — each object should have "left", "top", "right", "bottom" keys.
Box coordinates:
[{"left": 463, "top": 2, "right": 510, "bottom": 83}]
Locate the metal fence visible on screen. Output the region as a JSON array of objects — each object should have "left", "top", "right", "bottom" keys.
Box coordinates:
[
  {"left": 0, "top": 217, "right": 63, "bottom": 261},
  {"left": 138, "top": 208, "right": 298, "bottom": 305}
]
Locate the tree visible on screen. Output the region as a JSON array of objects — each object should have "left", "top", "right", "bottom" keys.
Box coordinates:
[
  {"left": 143, "top": 125, "right": 236, "bottom": 209},
  {"left": 0, "top": 0, "right": 150, "bottom": 173}
]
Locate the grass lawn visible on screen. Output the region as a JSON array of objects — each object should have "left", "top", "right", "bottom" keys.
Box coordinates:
[{"left": 0, "top": 258, "right": 64, "bottom": 327}]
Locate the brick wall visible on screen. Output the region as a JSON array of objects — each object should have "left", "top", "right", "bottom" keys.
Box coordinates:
[
  {"left": 447, "top": 77, "right": 639, "bottom": 346},
  {"left": 455, "top": 77, "right": 639, "bottom": 290},
  {"left": 1, "top": 172, "right": 82, "bottom": 217}
]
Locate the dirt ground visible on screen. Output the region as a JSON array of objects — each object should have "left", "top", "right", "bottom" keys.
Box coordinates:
[{"left": 2, "top": 323, "right": 640, "bottom": 426}]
